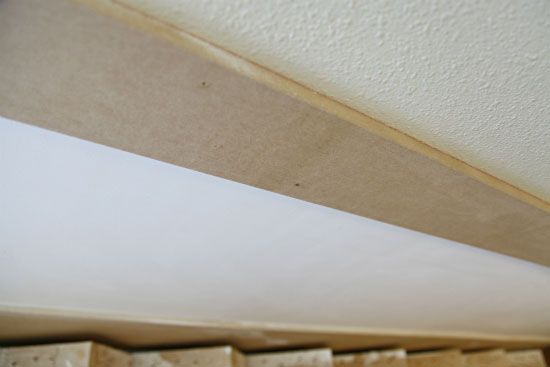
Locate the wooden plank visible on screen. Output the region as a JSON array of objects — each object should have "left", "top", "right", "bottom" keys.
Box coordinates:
[
  {"left": 407, "top": 349, "right": 464, "bottom": 367},
  {"left": 333, "top": 349, "right": 407, "bottom": 367},
  {"left": 247, "top": 349, "right": 333, "bottom": 367},
  {"left": 464, "top": 349, "right": 510, "bottom": 367},
  {"left": 0, "top": 308, "right": 549, "bottom": 354},
  {"left": 0, "top": 0, "right": 549, "bottom": 264},
  {"left": 0, "top": 341, "right": 131, "bottom": 367},
  {"left": 91, "top": 343, "right": 132, "bottom": 367},
  {"left": 506, "top": 350, "right": 547, "bottom": 367},
  {"left": 133, "top": 346, "right": 245, "bottom": 367}
]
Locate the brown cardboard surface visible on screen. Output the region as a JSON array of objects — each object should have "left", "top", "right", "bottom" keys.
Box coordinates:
[
  {"left": 1, "top": 0, "right": 549, "bottom": 264},
  {"left": 334, "top": 349, "right": 407, "bottom": 367}
]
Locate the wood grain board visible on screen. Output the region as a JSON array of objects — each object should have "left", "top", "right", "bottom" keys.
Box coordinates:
[
  {"left": 0, "top": 308, "right": 549, "bottom": 354},
  {"left": 0, "top": 0, "right": 549, "bottom": 264},
  {"left": 406, "top": 350, "right": 464, "bottom": 367}
]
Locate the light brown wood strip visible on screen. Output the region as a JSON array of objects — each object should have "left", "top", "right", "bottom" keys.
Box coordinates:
[
  {"left": 92, "top": 343, "right": 133, "bottom": 367},
  {"left": 0, "top": 308, "right": 549, "bottom": 354},
  {"left": 407, "top": 350, "right": 464, "bottom": 367},
  {"left": 0, "top": 0, "right": 549, "bottom": 264}
]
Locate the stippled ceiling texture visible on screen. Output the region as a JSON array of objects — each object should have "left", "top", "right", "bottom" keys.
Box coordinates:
[{"left": 117, "top": 0, "right": 550, "bottom": 202}]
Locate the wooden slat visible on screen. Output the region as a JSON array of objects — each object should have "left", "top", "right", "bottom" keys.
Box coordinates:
[
  {"left": 407, "top": 349, "right": 464, "bottom": 367},
  {"left": 0, "top": 308, "right": 549, "bottom": 353},
  {"left": 92, "top": 343, "right": 132, "bottom": 367},
  {"left": 0, "top": 0, "right": 549, "bottom": 264}
]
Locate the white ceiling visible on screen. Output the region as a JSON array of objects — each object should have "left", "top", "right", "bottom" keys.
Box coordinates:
[
  {"left": 2, "top": 116, "right": 549, "bottom": 337},
  {"left": 118, "top": 0, "right": 550, "bottom": 202}
]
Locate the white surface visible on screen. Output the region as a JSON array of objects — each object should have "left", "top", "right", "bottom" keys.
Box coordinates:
[
  {"left": 1, "top": 116, "right": 550, "bottom": 336},
  {"left": 117, "top": 0, "right": 550, "bottom": 201}
]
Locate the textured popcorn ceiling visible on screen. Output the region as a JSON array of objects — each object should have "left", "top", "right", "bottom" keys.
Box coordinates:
[{"left": 117, "top": 0, "right": 550, "bottom": 202}]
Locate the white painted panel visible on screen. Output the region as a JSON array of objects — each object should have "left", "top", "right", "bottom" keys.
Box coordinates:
[
  {"left": 116, "top": 0, "right": 550, "bottom": 201},
  {"left": 0, "top": 116, "right": 549, "bottom": 336}
]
